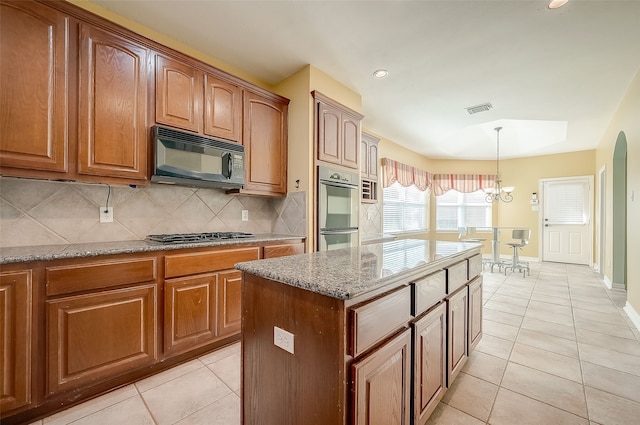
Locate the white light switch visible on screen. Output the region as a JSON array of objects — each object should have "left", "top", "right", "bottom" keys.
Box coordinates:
[
  {"left": 274, "top": 326, "right": 295, "bottom": 354},
  {"left": 99, "top": 207, "right": 113, "bottom": 223},
  {"left": 242, "top": 210, "right": 249, "bottom": 221}
]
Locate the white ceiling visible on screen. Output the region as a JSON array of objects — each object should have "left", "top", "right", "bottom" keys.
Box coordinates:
[{"left": 90, "top": 0, "right": 640, "bottom": 160}]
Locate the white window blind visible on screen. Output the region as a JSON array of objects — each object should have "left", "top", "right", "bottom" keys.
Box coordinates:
[
  {"left": 383, "top": 182, "right": 429, "bottom": 233},
  {"left": 546, "top": 182, "right": 588, "bottom": 224},
  {"left": 435, "top": 190, "right": 492, "bottom": 231}
]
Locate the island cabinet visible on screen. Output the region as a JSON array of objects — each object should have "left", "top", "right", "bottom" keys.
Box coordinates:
[
  {"left": 313, "top": 91, "right": 364, "bottom": 170},
  {"left": 240, "top": 243, "right": 483, "bottom": 425},
  {"left": 0, "top": 270, "right": 33, "bottom": 415}
]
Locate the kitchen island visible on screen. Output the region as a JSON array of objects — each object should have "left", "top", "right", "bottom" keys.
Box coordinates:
[{"left": 235, "top": 239, "right": 483, "bottom": 425}]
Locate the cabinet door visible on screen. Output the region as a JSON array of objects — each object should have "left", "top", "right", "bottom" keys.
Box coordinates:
[
  {"left": 243, "top": 91, "right": 287, "bottom": 195},
  {"left": 0, "top": 1, "right": 68, "bottom": 173},
  {"left": 413, "top": 303, "right": 446, "bottom": 425},
  {"left": 447, "top": 287, "right": 468, "bottom": 387},
  {"left": 341, "top": 112, "right": 360, "bottom": 169},
  {"left": 77, "top": 24, "right": 149, "bottom": 181},
  {"left": 368, "top": 141, "right": 378, "bottom": 179},
  {"left": 352, "top": 328, "right": 411, "bottom": 425},
  {"left": 164, "top": 274, "right": 217, "bottom": 354},
  {"left": 156, "top": 55, "right": 202, "bottom": 133},
  {"left": 0, "top": 270, "right": 32, "bottom": 414},
  {"left": 217, "top": 270, "right": 242, "bottom": 337},
  {"left": 204, "top": 74, "right": 242, "bottom": 143},
  {"left": 47, "top": 285, "right": 157, "bottom": 394},
  {"left": 360, "top": 139, "right": 369, "bottom": 177},
  {"left": 468, "top": 277, "right": 483, "bottom": 352},
  {"left": 317, "top": 101, "right": 342, "bottom": 165}
]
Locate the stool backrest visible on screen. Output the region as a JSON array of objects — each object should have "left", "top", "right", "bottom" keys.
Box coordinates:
[{"left": 512, "top": 229, "right": 531, "bottom": 247}]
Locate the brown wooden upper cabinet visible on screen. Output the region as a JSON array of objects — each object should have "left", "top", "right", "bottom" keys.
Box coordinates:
[
  {"left": 238, "top": 90, "right": 288, "bottom": 196},
  {"left": 0, "top": 1, "right": 149, "bottom": 186},
  {"left": 361, "top": 132, "right": 379, "bottom": 180},
  {"left": 77, "top": 23, "right": 150, "bottom": 181},
  {"left": 155, "top": 54, "right": 242, "bottom": 143},
  {"left": 0, "top": 0, "right": 69, "bottom": 174},
  {"left": 313, "top": 91, "right": 363, "bottom": 170}
]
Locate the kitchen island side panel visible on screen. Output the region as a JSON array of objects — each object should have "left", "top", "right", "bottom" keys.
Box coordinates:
[{"left": 242, "top": 272, "right": 348, "bottom": 425}]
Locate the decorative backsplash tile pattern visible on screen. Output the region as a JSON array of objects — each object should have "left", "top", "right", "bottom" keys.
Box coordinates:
[
  {"left": 0, "top": 177, "right": 306, "bottom": 248},
  {"left": 360, "top": 202, "right": 382, "bottom": 236}
]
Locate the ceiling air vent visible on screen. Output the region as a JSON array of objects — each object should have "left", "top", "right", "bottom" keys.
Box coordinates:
[{"left": 466, "top": 102, "right": 493, "bottom": 114}]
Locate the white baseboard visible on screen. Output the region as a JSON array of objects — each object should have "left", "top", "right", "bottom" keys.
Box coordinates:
[
  {"left": 623, "top": 302, "right": 640, "bottom": 333},
  {"left": 603, "top": 275, "right": 613, "bottom": 290}
]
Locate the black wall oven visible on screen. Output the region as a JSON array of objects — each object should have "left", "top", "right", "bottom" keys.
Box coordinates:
[{"left": 317, "top": 165, "right": 359, "bottom": 251}]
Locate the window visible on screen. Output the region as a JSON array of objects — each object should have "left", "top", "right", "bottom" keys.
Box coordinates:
[
  {"left": 435, "top": 190, "right": 492, "bottom": 231},
  {"left": 383, "top": 182, "right": 429, "bottom": 233}
]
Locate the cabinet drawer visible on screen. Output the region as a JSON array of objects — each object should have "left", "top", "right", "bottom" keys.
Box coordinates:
[
  {"left": 446, "top": 261, "right": 468, "bottom": 294},
  {"left": 468, "top": 254, "right": 482, "bottom": 280},
  {"left": 165, "top": 247, "right": 260, "bottom": 278},
  {"left": 350, "top": 285, "right": 412, "bottom": 357},
  {"left": 46, "top": 258, "right": 156, "bottom": 296},
  {"left": 413, "top": 270, "right": 446, "bottom": 316},
  {"left": 263, "top": 243, "right": 305, "bottom": 259}
]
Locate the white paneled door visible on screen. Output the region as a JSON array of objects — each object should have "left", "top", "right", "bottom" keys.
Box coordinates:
[{"left": 541, "top": 177, "right": 593, "bottom": 265}]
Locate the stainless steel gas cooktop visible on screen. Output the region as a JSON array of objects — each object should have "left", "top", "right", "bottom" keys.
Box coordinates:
[{"left": 146, "top": 232, "right": 255, "bottom": 244}]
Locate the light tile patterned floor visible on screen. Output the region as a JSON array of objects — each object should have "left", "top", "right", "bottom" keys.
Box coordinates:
[{"left": 30, "top": 262, "right": 640, "bottom": 425}]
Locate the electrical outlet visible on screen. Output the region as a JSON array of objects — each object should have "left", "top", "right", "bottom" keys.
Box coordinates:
[
  {"left": 242, "top": 210, "right": 249, "bottom": 221},
  {"left": 99, "top": 207, "right": 113, "bottom": 223},
  {"left": 274, "top": 326, "right": 294, "bottom": 354}
]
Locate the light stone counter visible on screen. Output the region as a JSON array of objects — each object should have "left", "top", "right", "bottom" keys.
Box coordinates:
[
  {"left": 235, "top": 239, "right": 481, "bottom": 300},
  {"left": 0, "top": 234, "right": 302, "bottom": 265}
]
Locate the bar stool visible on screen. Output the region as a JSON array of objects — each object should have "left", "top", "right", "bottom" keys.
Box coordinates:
[{"left": 503, "top": 229, "right": 531, "bottom": 277}]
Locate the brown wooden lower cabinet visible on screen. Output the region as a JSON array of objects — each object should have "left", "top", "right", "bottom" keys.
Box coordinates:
[
  {"left": 413, "top": 302, "right": 446, "bottom": 425},
  {"left": 352, "top": 329, "right": 411, "bottom": 425},
  {"left": 447, "top": 286, "right": 469, "bottom": 386},
  {"left": 217, "top": 269, "right": 242, "bottom": 337},
  {"left": 164, "top": 273, "right": 218, "bottom": 354},
  {"left": 0, "top": 270, "right": 32, "bottom": 414},
  {"left": 46, "top": 284, "right": 157, "bottom": 394}
]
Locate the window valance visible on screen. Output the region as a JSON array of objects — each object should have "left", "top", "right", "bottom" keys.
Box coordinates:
[
  {"left": 381, "top": 158, "right": 431, "bottom": 191},
  {"left": 432, "top": 174, "right": 497, "bottom": 196}
]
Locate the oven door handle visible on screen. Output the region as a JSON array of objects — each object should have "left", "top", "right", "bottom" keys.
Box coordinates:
[
  {"left": 319, "top": 180, "right": 359, "bottom": 190},
  {"left": 320, "top": 228, "right": 359, "bottom": 235}
]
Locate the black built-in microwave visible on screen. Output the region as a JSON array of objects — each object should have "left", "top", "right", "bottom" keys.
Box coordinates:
[{"left": 151, "top": 126, "right": 244, "bottom": 189}]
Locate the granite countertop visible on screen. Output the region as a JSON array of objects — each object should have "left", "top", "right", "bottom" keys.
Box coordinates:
[
  {"left": 236, "top": 239, "right": 481, "bottom": 300},
  {"left": 0, "top": 234, "right": 303, "bottom": 265}
]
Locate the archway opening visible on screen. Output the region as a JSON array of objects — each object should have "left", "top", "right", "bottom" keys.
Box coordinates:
[{"left": 612, "top": 131, "right": 627, "bottom": 290}]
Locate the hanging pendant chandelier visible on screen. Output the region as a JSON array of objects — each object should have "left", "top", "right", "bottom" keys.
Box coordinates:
[{"left": 485, "top": 126, "right": 514, "bottom": 203}]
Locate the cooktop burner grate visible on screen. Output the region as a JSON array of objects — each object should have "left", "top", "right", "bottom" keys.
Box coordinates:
[{"left": 146, "top": 232, "right": 255, "bottom": 244}]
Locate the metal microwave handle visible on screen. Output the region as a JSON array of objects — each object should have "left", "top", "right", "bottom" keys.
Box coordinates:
[{"left": 222, "top": 153, "right": 232, "bottom": 179}]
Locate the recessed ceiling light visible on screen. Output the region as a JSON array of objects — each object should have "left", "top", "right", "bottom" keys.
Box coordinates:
[
  {"left": 548, "top": 0, "right": 568, "bottom": 9},
  {"left": 373, "top": 69, "right": 389, "bottom": 78}
]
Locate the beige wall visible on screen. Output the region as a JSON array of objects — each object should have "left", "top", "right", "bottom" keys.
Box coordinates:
[{"left": 595, "top": 68, "right": 640, "bottom": 315}]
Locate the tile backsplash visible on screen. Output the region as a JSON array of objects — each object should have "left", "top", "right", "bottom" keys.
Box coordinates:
[
  {"left": 360, "top": 202, "right": 382, "bottom": 236},
  {"left": 0, "top": 177, "right": 306, "bottom": 248}
]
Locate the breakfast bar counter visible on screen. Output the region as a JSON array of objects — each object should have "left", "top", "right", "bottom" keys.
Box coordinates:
[{"left": 235, "top": 239, "right": 483, "bottom": 425}]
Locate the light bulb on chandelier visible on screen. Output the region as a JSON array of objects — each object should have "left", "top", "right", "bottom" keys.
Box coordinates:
[{"left": 484, "top": 126, "right": 514, "bottom": 203}]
